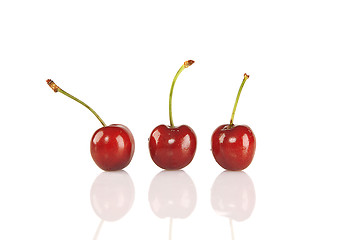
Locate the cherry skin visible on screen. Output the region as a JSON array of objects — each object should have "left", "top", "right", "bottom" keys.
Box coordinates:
[
  {"left": 211, "top": 124, "right": 256, "bottom": 171},
  {"left": 91, "top": 124, "right": 135, "bottom": 171},
  {"left": 149, "top": 125, "right": 196, "bottom": 170}
]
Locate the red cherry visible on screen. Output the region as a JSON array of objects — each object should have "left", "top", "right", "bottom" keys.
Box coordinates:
[
  {"left": 46, "top": 80, "right": 135, "bottom": 171},
  {"left": 211, "top": 124, "right": 255, "bottom": 171},
  {"left": 211, "top": 73, "right": 256, "bottom": 171},
  {"left": 149, "top": 125, "right": 196, "bottom": 170},
  {"left": 91, "top": 124, "right": 135, "bottom": 171},
  {"left": 148, "top": 60, "right": 197, "bottom": 170}
]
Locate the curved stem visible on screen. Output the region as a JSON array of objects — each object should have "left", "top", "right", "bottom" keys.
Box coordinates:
[
  {"left": 169, "top": 60, "right": 194, "bottom": 127},
  {"left": 229, "top": 219, "right": 235, "bottom": 240},
  {"left": 46, "top": 79, "right": 106, "bottom": 127},
  {"left": 93, "top": 220, "right": 104, "bottom": 240},
  {"left": 230, "top": 73, "right": 249, "bottom": 126},
  {"left": 169, "top": 218, "right": 173, "bottom": 240}
]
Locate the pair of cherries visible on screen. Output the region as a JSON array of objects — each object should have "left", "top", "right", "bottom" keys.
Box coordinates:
[{"left": 46, "top": 60, "right": 256, "bottom": 171}]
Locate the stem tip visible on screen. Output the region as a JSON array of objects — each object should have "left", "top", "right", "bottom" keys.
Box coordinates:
[
  {"left": 46, "top": 79, "right": 59, "bottom": 92},
  {"left": 244, "top": 73, "right": 250, "bottom": 80},
  {"left": 184, "top": 60, "right": 195, "bottom": 68}
]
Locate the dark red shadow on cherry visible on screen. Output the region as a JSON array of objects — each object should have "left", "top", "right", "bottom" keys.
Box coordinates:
[
  {"left": 91, "top": 124, "right": 135, "bottom": 171},
  {"left": 149, "top": 125, "right": 197, "bottom": 170}
]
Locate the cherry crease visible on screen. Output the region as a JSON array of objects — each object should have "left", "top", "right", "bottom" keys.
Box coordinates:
[
  {"left": 211, "top": 124, "right": 256, "bottom": 171},
  {"left": 149, "top": 125, "right": 197, "bottom": 170},
  {"left": 91, "top": 124, "right": 135, "bottom": 171}
]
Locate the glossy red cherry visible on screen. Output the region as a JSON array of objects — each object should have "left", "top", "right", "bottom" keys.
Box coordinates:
[
  {"left": 149, "top": 125, "right": 196, "bottom": 170},
  {"left": 211, "top": 74, "right": 256, "bottom": 171},
  {"left": 149, "top": 60, "right": 197, "bottom": 170},
  {"left": 211, "top": 124, "right": 255, "bottom": 171},
  {"left": 46, "top": 79, "right": 135, "bottom": 171},
  {"left": 91, "top": 124, "right": 135, "bottom": 171}
]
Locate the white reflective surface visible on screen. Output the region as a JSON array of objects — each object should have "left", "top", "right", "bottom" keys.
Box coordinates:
[{"left": 1, "top": 0, "right": 360, "bottom": 239}]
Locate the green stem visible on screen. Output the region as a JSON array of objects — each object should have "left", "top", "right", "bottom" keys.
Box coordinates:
[
  {"left": 169, "top": 60, "right": 194, "bottom": 127},
  {"left": 230, "top": 73, "right": 250, "bottom": 126},
  {"left": 46, "top": 79, "right": 106, "bottom": 127}
]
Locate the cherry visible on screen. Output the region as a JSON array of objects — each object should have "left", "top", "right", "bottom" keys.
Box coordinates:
[
  {"left": 211, "top": 74, "right": 256, "bottom": 171},
  {"left": 46, "top": 80, "right": 135, "bottom": 171},
  {"left": 149, "top": 60, "right": 197, "bottom": 170},
  {"left": 90, "top": 124, "right": 135, "bottom": 171}
]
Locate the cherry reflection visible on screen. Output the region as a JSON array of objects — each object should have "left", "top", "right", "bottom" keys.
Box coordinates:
[
  {"left": 90, "top": 171, "right": 135, "bottom": 239},
  {"left": 211, "top": 171, "right": 255, "bottom": 239},
  {"left": 149, "top": 170, "right": 197, "bottom": 239}
]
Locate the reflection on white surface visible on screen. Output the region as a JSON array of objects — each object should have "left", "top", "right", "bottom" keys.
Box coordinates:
[
  {"left": 90, "top": 171, "right": 135, "bottom": 222},
  {"left": 149, "top": 170, "right": 197, "bottom": 240},
  {"left": 211, "top": 171, "right": 256, "bottom": 222},
  {"left": 148, "top": 170, "right": 197, "bottom": 219}
]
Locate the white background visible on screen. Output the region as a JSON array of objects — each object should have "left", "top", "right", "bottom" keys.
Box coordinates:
[{"left": 1, "top": 0, "right": 360, "bottom": 239}]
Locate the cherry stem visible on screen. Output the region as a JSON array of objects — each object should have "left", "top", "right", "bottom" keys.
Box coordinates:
[
  {"left": 46, "top": 79, "right": 107, "bottom": 127},
  {"left": 169, "top": 218, "right": 173, "bottom": 240},
  {"left": 169, "top": 60, "right": 194, "bottom": 127},
  {"left": 230, "top": 73, "right": 250, "bottom": 126},
  {"left": 229, "top": 219, "right": 235, "bottom": 240},
  {"left": 93, "top": 220, "right": 104, "bottom": 240}
]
